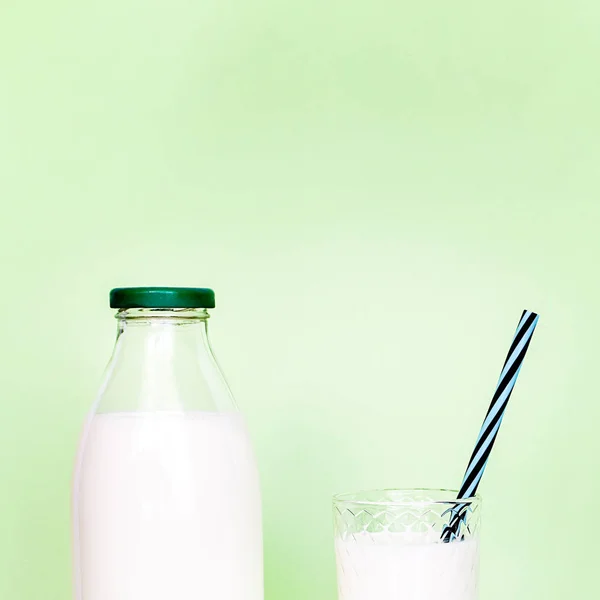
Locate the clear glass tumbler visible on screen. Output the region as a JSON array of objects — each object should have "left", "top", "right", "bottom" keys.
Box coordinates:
[{"left": 333, "top": 489, "right": 481, "bottom": 600}]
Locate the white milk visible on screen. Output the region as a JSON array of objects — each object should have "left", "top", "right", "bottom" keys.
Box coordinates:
[
  {"left": 335, "top": 532, "right": 479, "bottom": 600},
  {"left": 73, "top": 411, "right": 263, "bottom": 600}
]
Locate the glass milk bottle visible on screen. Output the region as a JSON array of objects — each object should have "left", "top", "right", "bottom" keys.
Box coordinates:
[{"left": 72, "top": 287, "right": 263, "bottom": 600}]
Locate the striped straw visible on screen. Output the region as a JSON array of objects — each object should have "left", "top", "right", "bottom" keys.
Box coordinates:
[{"left": 441, "top": 309, "right": 539, "bottom": 542}]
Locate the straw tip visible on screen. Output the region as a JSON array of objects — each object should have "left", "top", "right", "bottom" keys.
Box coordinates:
[{"left": 523, "top": 309, "right": 540, "bottom": 321}]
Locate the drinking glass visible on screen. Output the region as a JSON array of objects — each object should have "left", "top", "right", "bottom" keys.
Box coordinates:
[{"left": 333, "top": 489, "right": 481, "bottom": 600}]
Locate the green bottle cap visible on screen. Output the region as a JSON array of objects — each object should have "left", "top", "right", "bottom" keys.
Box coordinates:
[{"left": 109, "top": 287, "right": 216, "bottom": 309}]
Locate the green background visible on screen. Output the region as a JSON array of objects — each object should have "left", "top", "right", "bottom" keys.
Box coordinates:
[{"left": 1, "top": 0, "right": 598, "bottom": 598}]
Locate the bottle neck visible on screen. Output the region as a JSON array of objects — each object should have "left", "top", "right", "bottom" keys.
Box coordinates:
[
  {"left": 96, "top": 307, "right": 236, "bottom": 413},
  {"left": 115, "top": 308, "right": 211, "bottom": 362}
]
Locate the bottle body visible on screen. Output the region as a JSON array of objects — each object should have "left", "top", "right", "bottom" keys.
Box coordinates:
[{"left": 72, "top": 306, "right": 263, "bottom": 600}]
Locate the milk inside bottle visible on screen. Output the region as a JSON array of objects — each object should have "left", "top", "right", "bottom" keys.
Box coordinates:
[{"left": 72, "top": 287, "right": 263, "bottom": 600}]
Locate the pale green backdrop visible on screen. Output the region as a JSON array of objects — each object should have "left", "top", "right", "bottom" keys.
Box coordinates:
[{"left": 1, "top": 0, "right": 598, "bottom": 598}]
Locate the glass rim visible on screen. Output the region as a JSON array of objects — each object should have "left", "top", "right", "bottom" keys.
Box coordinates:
[
  {"left": 332, "top": 487, "right": 482, "bottom": 508},
  {"left": 115, "top": 307, "right": 210, "bottom": 321}
]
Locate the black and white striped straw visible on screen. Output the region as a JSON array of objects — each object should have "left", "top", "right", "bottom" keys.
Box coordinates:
[{"left": 442, "top": 309, "right": 539, "bottom": 542}]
